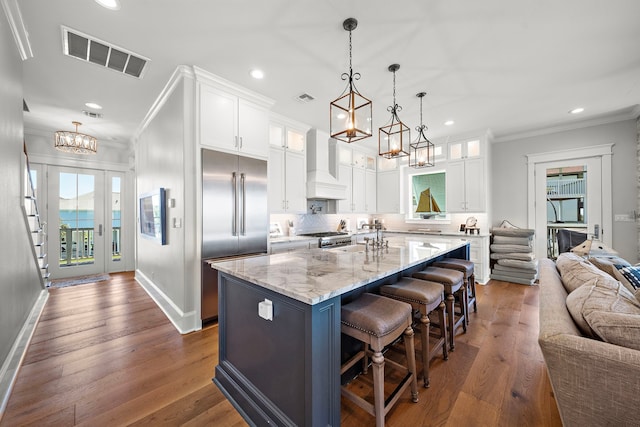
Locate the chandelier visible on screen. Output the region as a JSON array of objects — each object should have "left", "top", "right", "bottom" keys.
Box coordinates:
[
  {"left": 54, "top": 121, "right": 97, "bottom": 154},
  {"left": 379, "top": 64, "right": 410, "bottom": 158},
  {"left": 409, "top": 92, "right": 435, "bottom": 168},
  {"left": 330, "top": 18, "right": 372, "bottom": 143}
]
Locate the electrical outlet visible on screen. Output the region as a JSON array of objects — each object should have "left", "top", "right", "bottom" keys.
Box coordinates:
[{"left": 258, "top": 299, "right": 273, "bottom": 321}]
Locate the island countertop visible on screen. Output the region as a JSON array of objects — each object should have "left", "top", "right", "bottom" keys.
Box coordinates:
[{"left": 209, "top": 235, "right": 469, "bottom": 305}]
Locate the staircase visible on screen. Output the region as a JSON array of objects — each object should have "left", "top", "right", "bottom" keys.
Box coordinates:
[{"left": 23, "top": 143, "right": 50, "bottom": 288}]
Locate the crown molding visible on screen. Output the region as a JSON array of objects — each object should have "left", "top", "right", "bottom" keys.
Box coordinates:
[
  {"left": 492, "top": 105, "right": 640, "bottom": 143},
  {"left": 192, "top": 65, "right": 275, "bottom": 109},
  {"left": 1, "top": 0, "right": 33, "bottom": 60},
  {"left": 133, "top": 65, "right": 194, "bottom": 141}
]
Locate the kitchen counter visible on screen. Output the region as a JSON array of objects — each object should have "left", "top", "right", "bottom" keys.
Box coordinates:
[
  {"left": 211, "top": 235, "right": 469, "bottom": 426},
  {"left": 212, "top": 235, "right": 469, "bottom": 305}
]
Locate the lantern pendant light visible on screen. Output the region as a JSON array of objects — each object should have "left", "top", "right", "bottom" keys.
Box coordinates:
[
  {"left": 409, "top": 92, "right": 435, "bottom": 168},
  {"left": 379, "top": 64, "right": 410, "bottom": 158},
  {"left": 330, "top": 18, "right": 372, "bottom": 143}
]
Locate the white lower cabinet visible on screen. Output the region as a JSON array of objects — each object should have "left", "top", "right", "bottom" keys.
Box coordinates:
[{"left": 462, "top": 234, "right": 490, "bottom": 284}]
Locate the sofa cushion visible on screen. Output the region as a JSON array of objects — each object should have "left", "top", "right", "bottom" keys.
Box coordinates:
[
  {"left": 612, "top": 264, "right": 640, "bottom": 301},
  {"left": 588, "top": 255, "right": 631, "bottom": 278},
  {"left": 565, "top": 279, "right": 599, "bottom": 337},
  {"left": 581, "top": 280, "right": 640, "bottom": 350},
  {"left": 556, "top": 252, "right": 613, "bottom": 293}
]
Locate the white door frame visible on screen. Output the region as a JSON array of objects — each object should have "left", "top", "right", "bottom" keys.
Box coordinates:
[{"left": 527, "top": 144, "right": 613, "bottom": 259}]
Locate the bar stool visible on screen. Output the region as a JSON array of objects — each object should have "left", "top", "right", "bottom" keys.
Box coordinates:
[
  {"left": 433, "top": 258, "right": 477, "bottom": 324},
  {"left": 412, "top": 266, "right": 466, "bottom": 351},
  {"left": 340, "top": 293, "right": 419, "bottom": 427},
  {"left": 380, "top": 277, "right": 448, "bottom": 388}
]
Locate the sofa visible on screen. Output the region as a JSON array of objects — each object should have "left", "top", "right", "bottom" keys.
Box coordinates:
[{"left": 538, "top": 253, "right": 640, "bottom": 427}]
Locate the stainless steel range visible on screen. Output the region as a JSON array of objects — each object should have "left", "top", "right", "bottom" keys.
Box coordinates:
[{"left": 298, "top": 231, "right": 352, "bottom": 248}]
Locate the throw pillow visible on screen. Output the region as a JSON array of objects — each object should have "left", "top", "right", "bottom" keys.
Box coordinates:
[
  {"left": 571, "top": 240, "right": 618, "bottom": 257},
  {"left": 556, "top": 252, "right": 613, "bottom": 293},
  {"left": 612, "top": 264, "right": 640, "bottom": 301},
  {"left": 588, "top": 256, "right": 631, "bottom": 278},
  {"left": 581, "top": 281, "right": 640, "bottom": 350}
]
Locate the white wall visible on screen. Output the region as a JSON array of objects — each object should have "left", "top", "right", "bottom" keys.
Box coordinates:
[
  {"left": 492, "top": 118, "right": 638, "bottom": 261},
  {"left": 135, "top": 69, "right": 199, "bottom": 333},
  {"left": 0, "top": 5, "right": 47, "bottom": 410}
]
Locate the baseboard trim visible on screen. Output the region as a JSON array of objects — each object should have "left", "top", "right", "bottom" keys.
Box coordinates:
[
  {"left": 0, "top": 289, "right": 48, "bottom": 418},
  {"left": 134, "top": 269, "right": 199, "bottom": 334}
]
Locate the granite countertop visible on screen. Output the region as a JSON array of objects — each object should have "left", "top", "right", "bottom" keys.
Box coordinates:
[{"left": 210, "top": 235, "right": 469, "bottom": 305}]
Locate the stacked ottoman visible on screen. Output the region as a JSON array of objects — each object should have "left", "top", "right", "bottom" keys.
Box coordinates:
[{"left": 489, "top": 226, "right": 538, "bottom": 285}]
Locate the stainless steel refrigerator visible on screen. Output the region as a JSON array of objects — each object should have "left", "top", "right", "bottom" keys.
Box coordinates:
[{"left": 201, "top": 149, "right": 268, "bottom": 322}]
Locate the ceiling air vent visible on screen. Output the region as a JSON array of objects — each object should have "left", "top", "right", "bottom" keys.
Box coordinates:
[
  {"left": 83, "top": 110, "right": 103, "bottom": 119},
  {"left": 296, "top": 93, "right": 315, "bottom": 103},
  {"left": 62, "top": 26, "right": 150, "bottom": 78}
]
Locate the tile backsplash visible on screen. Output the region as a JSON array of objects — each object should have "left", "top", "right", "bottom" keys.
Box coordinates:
[{"left": 270, "top": 211, "right": 490, "bottom": 236}]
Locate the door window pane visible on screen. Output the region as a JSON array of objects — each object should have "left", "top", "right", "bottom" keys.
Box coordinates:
[
  {"left": 112, "top": 177, "right": 121, "bottom": 262},
  {"left": 59, "top": 173, "right": 95, "bottom": 266}
]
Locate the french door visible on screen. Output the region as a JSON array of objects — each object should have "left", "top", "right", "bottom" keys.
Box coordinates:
[
  {"left": 47, "top": 167, "right": 124, "bottom": 279},
  {"left": 528, "top": 145, "right": 613, "bottom": 260}
]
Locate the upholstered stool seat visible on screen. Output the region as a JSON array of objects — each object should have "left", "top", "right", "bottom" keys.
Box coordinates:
[
  {"left": 412, "top": 266, "right": 466, "bottom": 351},
  {"left": 380, "top": 277, "right": 447, "bottom": 387},
  {"left": 433, "top": 258, "right": 477, "bottom": 323},
  {"left": 340, "top": 293, "right": 419, "bottom": 427}
]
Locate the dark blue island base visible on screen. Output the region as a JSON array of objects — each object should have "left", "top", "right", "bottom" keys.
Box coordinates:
[{"left": 213, "top": 240, "right": 469, "bottom": 426}]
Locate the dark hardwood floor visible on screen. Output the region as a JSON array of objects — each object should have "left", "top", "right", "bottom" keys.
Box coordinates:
[{"left": 0, "top": 272, "right": 561, "bottom": 426}]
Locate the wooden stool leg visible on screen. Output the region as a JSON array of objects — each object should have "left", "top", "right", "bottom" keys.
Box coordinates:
[
  {"left": 419, "top": 310, "right": 430, "bottom": 388},
  {"left": 362, "top": 342, "right": 369, "bottom": 374},
  {"left": 471, "top": 274, "right": 477, "bottom": 312},
  {"left": 371, "top": 351, "right": 385, "bottom": 427},
  {"left": 438, "top": 301, "right": 448, "bottom": 361},
  {"left": 403, "top": 326, "right": 419, "bottom": 403},
  {"left": 460, "top": 286, "right": 468, "bottom": 333},
  {"left": 446, "top": 292, "right": 455, "bottom": 351}
]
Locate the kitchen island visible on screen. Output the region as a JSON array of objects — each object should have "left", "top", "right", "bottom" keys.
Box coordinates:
[{"left": 209, "top": 235, "right": 469, "bottom": 426}]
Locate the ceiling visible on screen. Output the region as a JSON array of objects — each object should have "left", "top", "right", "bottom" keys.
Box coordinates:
[{"left": 14, "top": 0, "right": 640, "bottom": 152}]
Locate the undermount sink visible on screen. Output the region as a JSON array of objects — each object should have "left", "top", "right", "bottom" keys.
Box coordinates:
[{"left": 325, "top": 244, "right": 366, "bottom": 254}]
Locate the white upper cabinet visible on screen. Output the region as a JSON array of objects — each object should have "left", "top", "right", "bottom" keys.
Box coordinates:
[
  {"left": 446, "top": 137, "right": 486, "bottom": 212},
  {"left": 267, "top": 117, "right": 309, "bottom": 214},
  {"left": 377, "top": 170, "right": 401, "bottom": 213},
  {"left": 336, "top": 144, "right": 376, "bottom": 213},
  {"left": 448, "top": 138, "right": 481, "bottom": 161},
  {"left": 197, "top": 72, "right": 274, "bottom": 159}
]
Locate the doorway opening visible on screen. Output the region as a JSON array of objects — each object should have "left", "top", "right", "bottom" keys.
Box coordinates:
[{"left": 527, "top": 144, "right": 613, "bottom": 260}]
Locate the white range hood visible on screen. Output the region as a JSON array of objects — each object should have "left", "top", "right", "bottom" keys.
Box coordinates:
[{"left": 306, "top": 129, "right": 346, "bottom": 200}]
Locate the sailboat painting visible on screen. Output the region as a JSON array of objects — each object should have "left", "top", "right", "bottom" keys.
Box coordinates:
[
  {"left": 416, "top": 188, "right": 441, "bottom": 217},
  {"left": 412, "top": 172, "right": 446, "bottom": 219}
]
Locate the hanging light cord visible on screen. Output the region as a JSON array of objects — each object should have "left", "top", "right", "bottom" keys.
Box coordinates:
[
  {"left": 388, "top": 69, "right": 402, "bottom": 118},
  {"left": 417, "top": 95, "right": 427, "bottom": 132},
  {"left": 342, "top": 28, "right": 361, "bottom": 90}
]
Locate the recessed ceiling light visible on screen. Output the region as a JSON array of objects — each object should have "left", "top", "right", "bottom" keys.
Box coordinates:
[
  {"left": 444, "top": 120, "right": 455, "bottom": 126},
  {"left": 569, "top": 107, "right": 584, "bottom": 114},
  {"left": 95, "top": 0, "right": 120, "bottom": 10},
  {"left": 85, "top": 102, "right": 103, "bottom": 109},
  {"left": 249, "top": 69, "right": 264, "bottom": 79}
]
